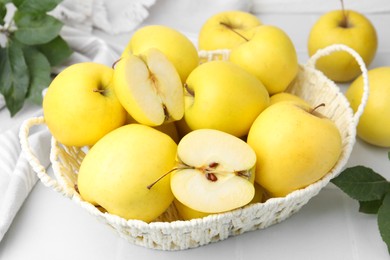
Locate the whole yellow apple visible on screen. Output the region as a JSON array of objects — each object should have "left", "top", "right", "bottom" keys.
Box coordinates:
[
  {"left": 229, "top": 25, "right": 299, "bottom": 95},
  {"left": 269, "top": 92, "right": 309, "bottom": 106},
  {"left": 77, "top": 124, "right": 177, "bottom": 222},
  {"left": 198, "top": 10, "right": 261, "bottom": 51},
  {"left": 346, "top": 67, "right": 390, "bottom": 147},
  {"left": 126, "top": 113, "right": 180, "bottom": 143},
  {"left": 122, "top": 25, "right": 199, "bottom": 83},
  {"left": 308, "top": 10, "right": 377, "bottom": 82},
  {"left": 184, "top": 60, "right": 270, "bottom": 137},
  {"left": 43, "top": 62, "right": 126, "bottom": 147},
  {"left": 247, "top": 102, "right": 342, "bottom": 197}
]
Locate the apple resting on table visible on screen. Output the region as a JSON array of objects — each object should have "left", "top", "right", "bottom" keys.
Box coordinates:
[
  {"left": 77, "top": 124, "right": 177, "bottom": 222},
  {"left": 183, "top": 60, "right": 270, "bottom": 138},
  {"left": 169, "top": 129, "right": 257, "bottom": 213},
  {"left": 43, "top": 62, "right": 126, "bottom": 147},
  {"left": 346, "top": 67, "right": 390, "bottom": 147},
  {"left": 308, "top": 9, "right": 378, "bottom": 82},
  {"left": 247, "top": 102, "right": 342, "bottom": 198}
]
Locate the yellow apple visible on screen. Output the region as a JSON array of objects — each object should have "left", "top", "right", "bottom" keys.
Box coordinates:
[
  {"left": 174, "top": 182, "right": 264, "bottom": 221},
  {"left": 229, "top": 25, "right": 299, "bottom": 95},
  {"left": 308, "top": 9, "right": 378, "bottom": 82},
  {"left": 247, "top": 102, "right": 342, "bottom": 197},
  {"left": 269, "top": 92, "right": 310, "bottom": 106},
  {"left": 125, "top": 113, "right": 180, "bottom": 143},
  {"left": 173, "top": 199, "right": 211, "bottom": 220},
  {"left": 345, "top": 67, "right": 390, "bottom": 147},
  {"left": 184, "top": 60, "right": 270, "bottom": 137},
  {"left": 198, "top": 10, "right": 261, "bottom": 51},
  {"left": 43, "top": 62, "right": 126, "bottom": 147},
  {"left": 170, "top": 129, "right": 256, "bottom": 213},
  {"left": 77, "top": 124, "right": 177, "bottom": 222},
  {"left": 122, "top": 25, "right": 199, "bottom": 83},
  {"left": 113, "top": 48, "right": 184, "bottom": 126}
]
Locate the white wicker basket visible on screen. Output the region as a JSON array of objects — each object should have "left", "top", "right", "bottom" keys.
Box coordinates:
[{"left": 19, "top": 44, "right": 369, "bottom": 251}]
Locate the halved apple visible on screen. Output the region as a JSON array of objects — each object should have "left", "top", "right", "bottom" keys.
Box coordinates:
[
  {"left": 113, "top": 48, "right": 184, "bottom": 126},
  {"left": 170, "top": 129, "right": 256, "bottom": 213}
]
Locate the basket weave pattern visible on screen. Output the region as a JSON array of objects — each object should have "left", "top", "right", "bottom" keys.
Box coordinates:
[{"left": 20, "top": 44, "right": 368, "bottom": 251}]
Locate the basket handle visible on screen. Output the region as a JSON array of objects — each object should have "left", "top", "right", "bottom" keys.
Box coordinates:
[
  {"left": 19, "top": 116, "right": 75, "bottom": 198},
  {"left": 305, "top": 44, "right": 369, "bottom": 126}
]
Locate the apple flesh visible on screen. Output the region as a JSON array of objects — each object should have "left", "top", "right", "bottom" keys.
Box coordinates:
[
  {"left": 247, "top": 102, "right": 342, "bottom": 197},
  {"left": 170, "top": 129, "right": 256, "bottom": 213},
  {"left": 113, "top": 48, "right": 184, "bottom": 126},
  {"left": 43, "top": 62, "right": 126, "bottom": 147}
]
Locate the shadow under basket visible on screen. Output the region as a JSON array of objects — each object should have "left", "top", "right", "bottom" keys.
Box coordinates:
[{"left": 20, "top": 44, "right": 369, "bottom": 251}]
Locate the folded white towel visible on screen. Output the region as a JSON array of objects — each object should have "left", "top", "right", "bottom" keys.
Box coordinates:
[{"left": 0, "top": 121, "right": 51, "bottom": 241}]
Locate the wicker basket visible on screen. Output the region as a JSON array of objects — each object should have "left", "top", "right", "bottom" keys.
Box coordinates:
[{"left": 20, "top": 44, "right": 369, "bottom": 251}]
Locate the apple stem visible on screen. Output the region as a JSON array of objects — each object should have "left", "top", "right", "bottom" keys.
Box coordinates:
[
  {"left": 93, "top": 88, "right": 105, "bottom": 94},
  {"left": 146, "top": 166, "right": 192, "bottom": 190},
  {"left": 111, "top": 57, "right": 122, "bottom": 69},
  {"left": 184, "top": 83, "right": 195, "bottom": 97},
  {"left": 310, "top": 103, "right": 326, "bottom": 114},
  {"left": 219, "top": 22, "right": 249, "bottom": 42},
  {"left": 339, "top": 0, "right": 349, "bottom": 28}
]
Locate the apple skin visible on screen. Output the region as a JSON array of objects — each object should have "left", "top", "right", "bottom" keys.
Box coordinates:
[
  {"left": 308, "top": 10, "right": 378, "bottom": 82},
  {"left": 198, "top": 10, "right": 261, "bottom": 51},
  {"left": 43, "top": 62, "right": 127, "bottom": 147},
  {"left": 346, "top": 67, "right": 390, "bottom": 147},
  {"left": 229, "top": 25, "right": 299, "bottom": 95},
  {"left": 77, "top": 124, "right": 177, "bottom": 222},
  {"left": 122, "top": 25, "right": 199, "bottom": 83},
  {"left": 184, "top": 60, "right": 270, "bottom": 137},
  {"left": 247, "top": 101, "right": 342, "bottom": 197},
  {"left": 269, "top": 92, "right": 309, "bottom": 107}
]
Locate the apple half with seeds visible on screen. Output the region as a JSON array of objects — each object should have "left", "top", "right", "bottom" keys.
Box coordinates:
[
  {"left": 170, "top": 129, "right": 256, "bottom": 213},
  {"left": 113, "top": 48, "right": 184, "bottom": 126}
]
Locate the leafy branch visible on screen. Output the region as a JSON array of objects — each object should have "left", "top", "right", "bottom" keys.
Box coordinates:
[
  {"left": 331, "top": 152, "right": 390, "bottom": 254},
  {"left": 0, "top": 0, "right": 72, "bottom": 116}
]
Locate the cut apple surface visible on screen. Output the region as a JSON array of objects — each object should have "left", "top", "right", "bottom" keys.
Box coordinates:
[
  {"left": 113, "top": 48, "right": 184, "bottom": 126},
  {"left": 170, "top": 129, "right": 256, "bottom": 213}
]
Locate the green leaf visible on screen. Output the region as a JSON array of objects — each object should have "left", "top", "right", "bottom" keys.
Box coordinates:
[
  {"left": 331, "top": 165, "right": 390, "bottom": 201},
  {"left": 37, "top": 36, "right": 72, "bottom": 66},
  {"left": 14, "top": 11, "right": 62, "bottom": 45},
  {"left": 12, "top": 0, "right": 63, "bottom": 12},
  {"left": 0, "top": 39, "right": 29, "bottom": 116},
  {"left": 378, "top": 192, "right": 390, "bottom": 253},
  {"left": 23, "top": 46, "right": 51, "bottom": 105},
  {"left": 0, "top": 3, "right": 6, "bottom": 26},
  {"left": 359, "top": 199, "right": 384, "bottom": 214}
]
